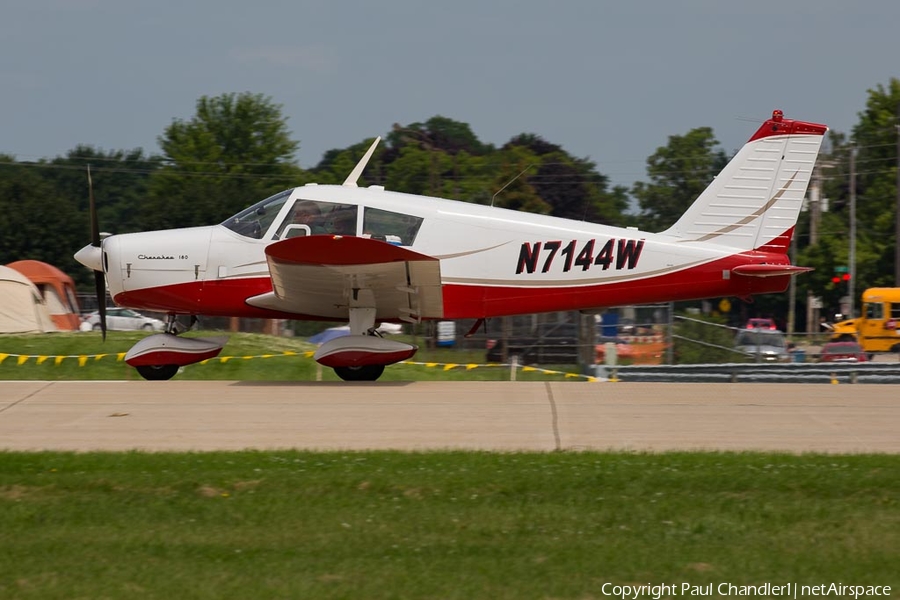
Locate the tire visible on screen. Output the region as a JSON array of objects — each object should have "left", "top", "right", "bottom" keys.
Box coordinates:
[
  {"left": 135, "top": 364, "right": 179, "bottom": 381},
  {"left": 837, "top": 334, "right": 856, "bottom": 342},
  {"left": 141, "top": 323, "right": 154, "bottom": 331},
  {"left": 333, "top": 364, "right": 385, "bottom": 381},
  {"left": 92, "top": 324, "right": 102, "bottom": 331}
]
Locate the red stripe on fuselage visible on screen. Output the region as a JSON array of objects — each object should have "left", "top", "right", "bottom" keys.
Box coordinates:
[
  {"left": 114, "top": 251, "right": 794, "bottom": 320},
  {"left": 441, "top": 251, "right": 795, "bottom": 319},
  {"left": 115, "top": 278, "right": 313, "bottom": 320}
]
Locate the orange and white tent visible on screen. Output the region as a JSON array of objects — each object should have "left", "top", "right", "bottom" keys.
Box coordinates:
[
  {"left": 0, "top": 266, "right": 57, "bottom": 333},
  {"left": 7, "top": 260, "right": 81, "bottom": 331}
]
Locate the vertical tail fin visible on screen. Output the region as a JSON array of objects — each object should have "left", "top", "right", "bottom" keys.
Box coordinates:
[{"left": 661, "top": 110, "right": 827, "bottom": 253}]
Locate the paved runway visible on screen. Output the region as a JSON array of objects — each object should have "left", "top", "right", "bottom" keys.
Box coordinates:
[{"left": 0, "top": 381, "right": 897, "bottom": 453}]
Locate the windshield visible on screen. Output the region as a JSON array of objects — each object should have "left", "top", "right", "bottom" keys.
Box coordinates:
[
  {"left": 823, "top": 343, "right": 861, "bottom": 354},
  {"left": 362, "top": 207, "right": 423, "bottom": 246},
  {"left": 221, "top": 189, "right": 293, "bottom": 239},
  {"left": 736, "top": 330, "right": 786, "bottom": 347}
]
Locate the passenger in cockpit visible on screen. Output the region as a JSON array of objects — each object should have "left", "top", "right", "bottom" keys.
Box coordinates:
[{"left": 292, "top": 201, "right": 324, "bottom": 234}]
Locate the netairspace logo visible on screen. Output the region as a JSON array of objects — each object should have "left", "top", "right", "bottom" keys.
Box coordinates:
[{"left": 600, "top": 583, "right": 892, "bottom": 600}]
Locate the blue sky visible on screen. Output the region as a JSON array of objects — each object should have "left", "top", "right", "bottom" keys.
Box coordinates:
[{"left": 2, "top": 0, "right": 897, "bottom": 190}]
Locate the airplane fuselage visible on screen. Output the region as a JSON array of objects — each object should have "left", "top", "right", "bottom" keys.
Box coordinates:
[{"left": 102, "top": 183, "right": 793, "bottom": 321}]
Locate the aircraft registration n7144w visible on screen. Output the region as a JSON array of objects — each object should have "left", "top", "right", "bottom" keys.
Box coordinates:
[{"left": 75, "top": 110, "right": 827, "bottom": 381}]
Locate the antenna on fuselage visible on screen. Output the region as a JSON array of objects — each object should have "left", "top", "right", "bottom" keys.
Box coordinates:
[
  {"left": 342, "top": 136, "right": 381, "bottom": 187},
  {"left": 490, "top": 164, "right": 534, "bottom": 207}
]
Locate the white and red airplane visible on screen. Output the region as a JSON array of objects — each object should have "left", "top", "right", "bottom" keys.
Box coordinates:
[{"left": 75, "top": 110, "right": 827, "bottom": 381}]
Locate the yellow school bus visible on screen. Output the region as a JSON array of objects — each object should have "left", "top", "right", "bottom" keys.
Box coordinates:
[{"left": 831, "top": 288, "right": 900, "bottom": 352}]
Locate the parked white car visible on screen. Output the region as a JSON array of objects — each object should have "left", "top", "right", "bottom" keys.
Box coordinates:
[{"left": 84, "top": 308, "right": 165, "bottom": 332}]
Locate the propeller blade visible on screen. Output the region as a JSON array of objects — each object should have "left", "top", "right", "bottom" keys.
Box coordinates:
[
  {"left": 87, "top": 165, "right": 107, "bottom": 340},
  {"left": 88, "top": 165, "right": 100, "bottom": 248}
]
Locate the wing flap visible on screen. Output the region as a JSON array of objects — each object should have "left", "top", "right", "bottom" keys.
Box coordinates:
[{"left": 247, "top": 235, "right": 443, "bottom": 320}]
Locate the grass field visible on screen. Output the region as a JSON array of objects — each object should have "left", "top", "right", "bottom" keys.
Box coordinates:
[
  {"left": 1, "top": 451, "right": 897, "bottom": 599},
  {"left": 2, "top": 333, "right": 897, "bottom": 598},
  {"left": 0, "top": 331, "right": 592, "bottom": 382}
]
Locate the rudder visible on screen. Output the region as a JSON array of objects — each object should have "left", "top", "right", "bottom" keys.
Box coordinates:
[{"left": 661, "top": 110, "right": 827, "bottom": 253}]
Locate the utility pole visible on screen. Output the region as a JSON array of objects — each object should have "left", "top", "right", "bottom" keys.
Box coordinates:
[
  {"left": 849, "top": 146, "right": 856, "bottom": 318},
  {"left": 809, "top": 169, "right": 821, "bottom": 245},
  {"left": 806, "top": 168, "right": 822, "bottom": 334},
  {"left": 896, "top": 102, "right": 900, "bottom": 285},
  {"left": 787, "top": 229, "right": 796, "bottom": 337}
]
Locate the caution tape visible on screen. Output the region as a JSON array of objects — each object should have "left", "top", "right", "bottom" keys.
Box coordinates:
[
  {"left": 0, "top": 350, "right": 598, "bottom": 381},
  {"left": 400, "top": 360, "right": 599, "bottom": 382},
  {"left": 198, "top": 351, "right": 313, "bottom": 364},
  {"left": 0, "top": 351, "right": 313, "bottom": 366},
  {"left": 0, "top": 352, "right": 128, "bottom": 366}
]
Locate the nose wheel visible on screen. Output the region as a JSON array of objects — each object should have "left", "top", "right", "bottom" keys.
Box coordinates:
[
  {"left": 135, "top": 364, "right": 180, "bottom": 381},
  {"left": 333, "top": 364, "right": 386, "bottom": 381},
  {"left": 126, "top": 325, "right": 225, "bottom": 382},
  {"left": 130, "top": 315, "right": 192, "bottom": 380}
]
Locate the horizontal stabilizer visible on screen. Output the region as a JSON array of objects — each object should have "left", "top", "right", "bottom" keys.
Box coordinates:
[{"left": 731, "top": 264, "right": 813, "bottom": 277}]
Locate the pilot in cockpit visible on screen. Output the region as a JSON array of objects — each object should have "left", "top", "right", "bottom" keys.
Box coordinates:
[{"left": 289, "top": 201, "right": 323, "bottom": 236}]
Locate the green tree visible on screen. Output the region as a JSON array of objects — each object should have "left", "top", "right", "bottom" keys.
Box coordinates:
[
  {"left": 0, "top": 158, "right": 84, "bottom": 286},
  {"left": 146, "top": 93, "right": 307, "bottom": 230},
  {"left": 849, "top": 78, "right": 900, "bottom": 286},
  {"left": 44, "top": 146, "right": 161, "bottom": 236},
  {"left": 632, "top": 127, "right": 728, "bottom": 232},
  {"left": 0, "top": 147, "right": 163, "bottom": 291},
  {"left": 791, "top": 80, "right": 899, "bottom": 324},
  {"left": 487, "top": 146, "right": 549, "bottom": 214},
  {"left": 311, "top": 138, "right": 386, "bottom": 187},
  {"left": 382, "top": 144, "right": 444, "bottom": 196},
  {"left": 380, "top": 117, "right": 494, "bottom": 199},
  {"left": 503, "top": 133, "right": 630, "bottom": 225},
  {"left": 311, "top": 116, "right": 628, "bottom": 222},
  {"left": 385, "top": 116, "right": 491, "bottom": 157}
]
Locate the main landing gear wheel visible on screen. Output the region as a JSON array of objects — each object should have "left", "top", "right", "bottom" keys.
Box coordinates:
[
  {"left": 136, "top": 364, "right": 179, "bottom": 381},
  {"left": 333, "top": 364, "right": 385, "bottom": 381}
]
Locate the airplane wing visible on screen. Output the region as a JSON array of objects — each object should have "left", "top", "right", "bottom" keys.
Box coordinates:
[{"left": 245, "top": 235, "right": 444, "bottom": 321}]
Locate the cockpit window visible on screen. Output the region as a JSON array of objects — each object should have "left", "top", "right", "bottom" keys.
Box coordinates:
[
  {"left": 275, "top": 200, "right": 358, "bottom": 239},
  {"left": 362, "top": 207, "right": 423, "bottom": 246},
  {"left": 221, "top": 189, "right": 292, "bottom": 239}
]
